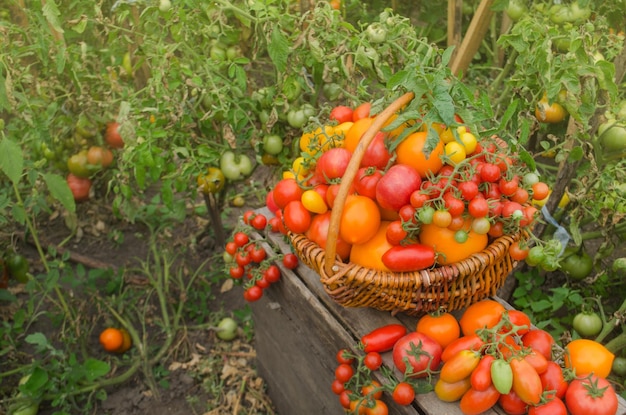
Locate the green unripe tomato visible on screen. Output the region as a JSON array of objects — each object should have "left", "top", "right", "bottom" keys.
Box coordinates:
[
  {"left": 216, "top": 317, "right": 238, "bottom": 341},
  {"left": 6, "top": 253, "right": 29, "bottom": 283},
  {"left": 572, "top": 312, "right": 603, "bottom": 338},
  {"left": 612, "top": 356, "right": 626, "bottom": 377},
  {"left": 219, "top": 151, "right": 254, "bottom": 181},
  {"left": 560, "top": 250, "right": 593, "bottom": 280},
  {"left": 262, "top": 135, "right": 284, "bottom": 155}
]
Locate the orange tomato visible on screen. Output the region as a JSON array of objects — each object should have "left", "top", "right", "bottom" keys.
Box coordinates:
[
  {"left": 350, "top": 221, "right": 392, "bottom": 271},
  {"left": 440, "top": 350, "right": 482, "bottom": 384},
  {"left": 340, "top": 195, "right": 381, "bottom": 245},
  {"left": 535, "top": 95, "right": 567, "bottom": 123},
  {"left": 118, "top": 328, "right": 132, "bottom": 353},
  {"left": 344, "top": 117, "right": 374, "bottom": 153},
  {"left": 458, "top": 385, "right": 500, "bottom": 414},
  {"left": 458, "top": 299, "right": 506, "bottom": 336},
  {"left": 396, "top": 131, "right": 444, "bottom": 178},
  {"left": 510, "top": 357, "right": 542, "bottom": 405},
  {"left": 99, "top": 327, "right": 124, "bottom": 353},
  {"left": 416, "top": 312, "right": 460, "bottom": 349},
  {"left": 419, "top": 218, "right": 488, "bottom": 265},
  {"left": 564, "top": 339, "right": 615, "bottom": 378},
  {"left": 434, "top": 377, "right": 472, "bottom": 402}
]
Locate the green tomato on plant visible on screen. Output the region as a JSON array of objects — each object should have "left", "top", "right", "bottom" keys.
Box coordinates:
[
  {"left": 560, "top": 248, "right": 593, "bottom": 281},
  {"left": 262, "top": 135, "right": 284, "bottom": 155},
  {"left": 219, "top": 151, "right": 253, "bottom": 181},
  {"left": 572, "top": 312, "right": 603, "bottom": 338}
]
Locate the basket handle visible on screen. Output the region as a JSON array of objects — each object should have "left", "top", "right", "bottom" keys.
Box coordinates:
[{"left": 324, "top": 92, "right": 415, "bottom": 275}]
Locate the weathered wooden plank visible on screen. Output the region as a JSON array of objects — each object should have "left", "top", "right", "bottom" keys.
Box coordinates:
[{"left": 252, "top": 207, "right": 626, "bottom": 415}]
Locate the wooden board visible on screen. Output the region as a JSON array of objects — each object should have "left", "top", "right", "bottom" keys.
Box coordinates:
[{"left": 250, "top": 208, "right": 626, "bottom": 414}]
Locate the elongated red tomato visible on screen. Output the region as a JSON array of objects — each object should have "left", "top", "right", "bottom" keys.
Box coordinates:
[
  {"left": 361, "top": 324, "right": 407, "bottom": 353},
  {"left": 470, "top": 355, "right": 494, "bottom": 391},
  {"left": 440, "top": 350, "right": 482, "bottom": 384},
  {"left": 381, "top": 243, "right": 436, "bottom": 272},
  {"left": 459, "top": 384, "right": 500, "bottom": 415},
  {"left": 510, "top": 357, "right": 542, "bottom": 405},
  {"left": 540, "top": 361, "right": 568, "bottom": 399},
  {"left": 442, "top": 334, "right": 485, "bottom": 362}
]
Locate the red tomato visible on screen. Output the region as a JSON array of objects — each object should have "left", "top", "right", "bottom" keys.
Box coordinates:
[
  {"left": 331, "top": 379, "right": 345, "bottom": 395},
  {"left": 375, "top": 164, "right": 422, "bottom": 211},
  {"left": 458, "top": 180, "right": 479, "bottom": 201},
  {"left": 521, "top": 329, "right": 554, "bottom": 361},
  {"left": 381, "top": 243, "right": 436, "bottom": 272},
  {"left": 509, "top": 241, "right": 529, "bottom": 261},
  {"left": 336, "top": 348, "right": 355, "bottom": 365},
  {"left": 480, "top": 163, "right": 501, "bottom": 182},
  {"left": 335, "top": 363, "right": 354, "bottom": 383},
  {"left": 470, "top": 355, "right": 495, "bottom": 391},
  {"left": 361, "top": 132, "right": 392, "bottom": 169},
  {"left": 364, "top": 399, "right": 388, "bottom": 415},
  {"left": 363, "top": 352, "right": 383, "bottom": 371},
  {"left": 502, "top": 309, "right": 531, "bottom": 336},
  {"left": 361, "top": 323, "right": 407, "bottom": 353},
  {"left": 565, "top": 374, "right": 618, "bottom": 415},
  {"left": 273, "top": 178, "right": 304, "bottom": 209},
  {"left": 283, "top": 200, "right": 312, "bottom": 234},
  {"left": 540, "top": 361, "right": 568, "bottom": 400},
  {"left": 67, "top": 173, "right": 92, "bottom": 201},
  {"left": 250, "top": 214, "right": 267, "bottom": 230},
  {"left": 529, "top": 397, "right": 567, "bottom": 415},
  {"left": 352, "top": 102, "right": 371, "bottom": 121},
  {"left": 392, "top": 332, "right": 442, "bottom": 378},
  {"left": 305, "top": 211, "right": 352, "bottom": 261},
  {"left": 353, "top": 167, "right": 383, "bottom": 199},
  {"left": 459, "top": 385, "right": 500, "bottom": 415},
  {"left": 243, "top": 285, "right": 263, "bottom": 302},
  {"left": 105, "top": 121, "right": 124, "bottom": 148},
  {"left": 392, "top": 382, "right": 415, "bottom": 406},
  {"left": 263, "top": 264, "right": 281, "bottom": 283},
  {"left": 282, "top": 253, "right": 299, "bottom": 269},
  {"left": 441, "top": 334, "right": 485, "bottom": 362},
  {"left": 315, "top": 147, "right": 352, "bottom": 182},
  {"left": 266, "top": 189, "right": 279, "bottom": 213},
  {"left": 459, "top": 299, "right": 506, "bottom": 336},
  {"left": 330, "top": 105, "right": 353, "bottom": 124},
  {"left": 498, "top": 390, "right": 528, "bottom": 415},
  {"left": 468, "top": 196, "right": 490, "bottom": 218},
  {"left": 385, "top": 220, "right": 407, "bottom": 246},
  {"left": 416, "top": 312, "right": 460, "bottom": 350}
]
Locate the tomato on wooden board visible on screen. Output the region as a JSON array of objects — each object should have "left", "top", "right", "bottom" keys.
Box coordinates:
[
  {"left": 441, "top": 334, "right": 485, "bottom": 362},
  {"left": 565, "top": 375, "right": 618, "bottom": 415},
  {"left": 392, "top": 382, "right": 416, "bottom": 406},
  {"left": 470, "top": 355, "right": 494, "bottom": 391},
  {"left": 416, "top": 312, "right": 460, "bottom": 350},
  {"left": 521, "top": 329, "right": 555, "bottom": 361},
  {"left": 529, "top": 397, "right": 567, "bottom": 415},
  {"left": 540, "top": 361, "right": 568, "bottom": 399},
  {"left": 392, "top": 332, "right": 442, "bottom": 378},
  {"left": 491, "top": 358, "right": 513, "bottom": 394},
  {"left": 498, "top": 390, "right": 528, "bottom": 415},
  {"left": 564, "top": 339, "right": 614, "bottom": 378},
  {"left": 434, "top": 377, "right": 472, "bottom": 402},
  {"left": 440, "top": 349, "right": 481, "bottom": 384},
  {"left": 510, "top": 357, "right": 542, "bottom": 405},
  {"left": 458, "top": 299, "right": 506, "bottom": 336},
  {"left": 458, "top": 384, "right": 500, "bottom": 415},
  {"left": 361, "top": 324, "right": 407, "bottom": 353}
]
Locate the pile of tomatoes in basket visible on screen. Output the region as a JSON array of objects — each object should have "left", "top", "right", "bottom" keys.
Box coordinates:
[
  {"left": 265, "top": 101, "right": 550, "bottom": 272},
  {"left": 331, "top": 299, "right": 619, "bottom": 415}
]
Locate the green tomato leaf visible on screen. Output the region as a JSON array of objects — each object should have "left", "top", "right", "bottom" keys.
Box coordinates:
[
  {"left": 43, "top": 173, "right": 76, "bottom": 213},
  {"left": 0, "top": 138, "right": 24, "bottom": 184},
  {"left": 83, "top": 358, "right": 111, "bottom": 382},
  {"left": 21, "top": 367, "right": 49, "bottom": 395},
  {"left": 268, "top": 27, "right": 289, "bottom": 74},
  {"left": 41, "top": 0, "right": 64, "bottom": 34}
]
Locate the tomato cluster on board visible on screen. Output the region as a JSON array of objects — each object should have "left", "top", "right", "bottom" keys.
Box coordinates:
[
  {"left": 332, "top": 299, "right": 619, "bottom": 415},
  {"left": 265, "top": 101, "right": 550, "bottom": 272},
  {"left": 223, "top": 210, "right": 299, "bottom": 303}
]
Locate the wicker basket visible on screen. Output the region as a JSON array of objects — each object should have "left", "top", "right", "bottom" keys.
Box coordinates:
[{"left": 288, "top": 92, "right": 521, "bottom": 316}]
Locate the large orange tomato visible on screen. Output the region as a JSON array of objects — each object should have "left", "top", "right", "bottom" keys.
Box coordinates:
[
  {"left": 396, "top": 131, "right": 444, "bottom": 178},
  {"left": 458, "top": 299, "right": 506, "bottom": 336},
  {"left": 419, "top": 219, "right": 488, "bottom": 265},
  {"left": 350, "top": 221, "right": 392, "bottom": 271},
  {"left": 416, "top": 312, "right": 461, "bottom": 349},
  {"left": 564, "top": 339, "right": 614, "bottom": 378},
  {"left": 339, "top": 195, "right": 381, "bottom": 245},
  {"left": 535, "top": 95, "right": 567, "bottom": 123}
]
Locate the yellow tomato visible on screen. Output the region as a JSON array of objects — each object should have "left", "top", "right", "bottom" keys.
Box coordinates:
[
  {"left": 444, "top": 141, "right": 467, "bottom": 165},
  {"left": 564, "top": 339, "right": 614, "bottom": 378},
  {"left": 301, "top": 189, "right": 328, "bottom": 214}
]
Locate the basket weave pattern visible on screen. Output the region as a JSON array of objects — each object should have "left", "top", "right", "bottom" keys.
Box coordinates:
[{"left": 287, "top": 92, "right": 520, "bottom": 316}]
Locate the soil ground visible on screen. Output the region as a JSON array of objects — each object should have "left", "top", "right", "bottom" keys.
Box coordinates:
[{"left": 1, "top": 168, "right": 279, "bottom": 415}]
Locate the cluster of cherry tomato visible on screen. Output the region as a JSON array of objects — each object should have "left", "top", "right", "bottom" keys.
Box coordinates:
[
  {"left": 224, "top": 210, "right": 299, "bottom": 302},
  {"left": 331, "top": 299, "right": 620, "bottom": 415},
  {"left": 264, "top": 100, "right": 551, "bottom": 273}
]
